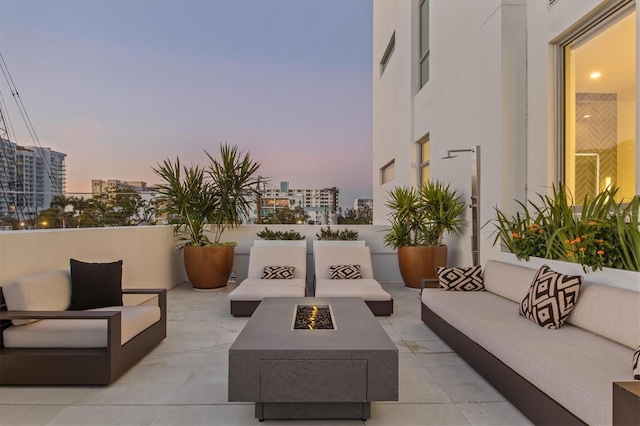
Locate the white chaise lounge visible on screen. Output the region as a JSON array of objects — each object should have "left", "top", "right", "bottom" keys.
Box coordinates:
[
  {"left": 313, "top": 246, "right": 393, "bottom": 316},
  {"left": 227, "top": 246, "right": 307, "bottom": 316}
]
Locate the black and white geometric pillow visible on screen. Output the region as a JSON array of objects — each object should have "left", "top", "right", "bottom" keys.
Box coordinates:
[
  {"left": 437, "top": 265, "right": 484, "bottom": 291},
  {"left": 329, "top": 264, "right": 362, "bottom": 279},
  {"left": 261, "top": 266, "right": 295, "bottom": 279},
  {"left": 519, "top": 264, "right": 582, "bottom": 330},
  {"left": 634, "top": 346, "right": 640, "bottom": 380}
]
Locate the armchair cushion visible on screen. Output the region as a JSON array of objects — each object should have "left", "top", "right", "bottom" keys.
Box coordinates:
[
  {"left": 2, "top": 270, "right": 71, "bottom": 326},
  {"left": 69, "top": 259, "right": 123, "bottom": 310},
  {"left": 2, "top": 305, "right": 161, "bottom": 348}
]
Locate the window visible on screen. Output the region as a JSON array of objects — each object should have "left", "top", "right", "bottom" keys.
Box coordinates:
[
  {"left": 560, "top": 3, "right": 636, "bottom": 203},
  {"left": 419, "top": 0, "right": 430, "bottom": 88},
  {"left": 381, "top": 160, "right": 395, "bottom": 184},
  {"left": 380, "top": 33, "right": 395, "bottom": 76},
  {"left": 417, "top": 134, "right": 430, "bottom": 184}
]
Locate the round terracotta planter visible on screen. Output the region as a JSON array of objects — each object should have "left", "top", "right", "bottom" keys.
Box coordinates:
[
  {"left": 397, "top": 246, "right": 448, "bottom": 288},
  {"left": 183, "top": 245, "right": 234, "bottom": 290}
]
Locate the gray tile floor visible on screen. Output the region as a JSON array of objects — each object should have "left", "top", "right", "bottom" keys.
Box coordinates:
[{"left": 0, "top": 282, "right": 532, "bottom": 426}]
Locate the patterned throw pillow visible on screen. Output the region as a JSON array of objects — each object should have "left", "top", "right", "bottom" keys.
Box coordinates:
[
  {"left": 261, "top": 266, "right": 295, "bottom": 279},
  {"left": 437, "top": 265, "right": 484, "bottom": 291},
  {"left": 634, "top": 346, "right": 640, "bottom": 380},
  {"left": 329, "top": 265, "right": 362, "bottom": 279},
  {"left": 519, "top": 264, "right": 582, "bottom": 329}
]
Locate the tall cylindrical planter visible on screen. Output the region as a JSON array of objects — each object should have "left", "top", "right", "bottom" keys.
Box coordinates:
[
  {"left": 397, "top": 246, "right": 448, "bottom": 288},
  {"left": 184, "top": 245, "right": 234, "bottom": 290}
]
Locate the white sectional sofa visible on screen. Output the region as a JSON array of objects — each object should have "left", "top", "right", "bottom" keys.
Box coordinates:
[
  {"left": 0, "top": 270, "right": 166, "bottom": 385},
  {"left": 228, "top": 246, "right": 307, "bottom": 316},
  {"left": 421, "top": 260, "right": 639, "bottom": 425}
]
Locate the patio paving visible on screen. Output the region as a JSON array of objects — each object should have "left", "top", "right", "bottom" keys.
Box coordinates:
[{"left": 0, "top": 282, "right": 532, "bottom": 426}]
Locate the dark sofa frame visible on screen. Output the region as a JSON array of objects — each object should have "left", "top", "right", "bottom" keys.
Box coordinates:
[
  {"left": 0, "top": 288, "right": 167, "bottom": 386},
  {"left": 421, "top": 302, "right": 585, "bottom": 426}
]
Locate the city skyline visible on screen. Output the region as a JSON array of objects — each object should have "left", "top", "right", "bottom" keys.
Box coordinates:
[{"left": 0, "top": 0, "right": 373, "bottom": 209}]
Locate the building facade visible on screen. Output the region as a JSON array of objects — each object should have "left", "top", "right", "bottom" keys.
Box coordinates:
[
  {"left": 91, "top": 179, "right": 148, "bottom": 195},
  {"left": 258, "top": 182, "right": 340, "bottom": 224},
  {"left": 0, "top": 138, "right": 66, "bottom": 218},
  {"left": 372, "top": 0, "right": 638, "bottom": 266}
]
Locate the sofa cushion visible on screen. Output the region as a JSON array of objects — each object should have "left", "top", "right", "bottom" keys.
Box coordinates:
[
  {"left": 634, "top": 346, "right": 640, "bottom": 380},
  {"left": 69, "top": 259, "right": 123, "bottom": 310},
  {"left": 315, "top": 278, "right": 392, "bottom": 301},
  {"left": 519, "top": 265, "right": 582, "bottom": 329},
  {"left": 567, "top": 282, "right": 640, "bottom": 349},
  {"left": 2, "top": 305, "right": 161, "bottom": 348},
  {"left": 437, "top": 265, "right": 484, "bottom": 291},
  {"left": 483, "top": 260, "right": 537, "bottom": 303},
  {"left": 422, "top": 289, "right": 631, "bottom": 426},
  {"left": 227, "top": 278, "right": 306, "bottom": 301},
  {"left": 2, "top": 270, "right": 72, "bottom": 326},
  {"left": 329, "top": 265, "right": 362, "bottom": 280},
  {"left": 261, "top": 266, "right": 295, "bottom": 279}
]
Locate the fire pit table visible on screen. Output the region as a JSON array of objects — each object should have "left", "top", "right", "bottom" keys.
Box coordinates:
[{"left": 228, "top": 297, "right": 398, "bottom": 421}]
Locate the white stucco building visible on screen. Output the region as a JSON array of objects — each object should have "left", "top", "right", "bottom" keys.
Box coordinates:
[{"left": 372, "top": 0, "right": 638, "bottom": 267}]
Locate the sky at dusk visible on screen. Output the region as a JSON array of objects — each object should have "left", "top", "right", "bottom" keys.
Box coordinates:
[{"left": 0, "top": 0, "right": 373, "bottom": 209}]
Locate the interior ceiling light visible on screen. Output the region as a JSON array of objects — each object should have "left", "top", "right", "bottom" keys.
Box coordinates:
[
  {"left": 583, "top": 114, "right": 591, "bottom": 118},
  {"left": 590, "top": 72, "right": 602, "bottom": 79}
]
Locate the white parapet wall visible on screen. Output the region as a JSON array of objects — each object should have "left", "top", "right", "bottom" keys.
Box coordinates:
[
  {"left": 0, "top": 226, "right": 183, "bottom": 291},
  {"left": 0, "top": 225, "right": 405, "bottom": 291}
]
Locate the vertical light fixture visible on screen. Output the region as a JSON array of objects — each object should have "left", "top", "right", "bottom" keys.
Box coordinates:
[{"left": 441, "top": 146, "right": 481, "bottom": 266}]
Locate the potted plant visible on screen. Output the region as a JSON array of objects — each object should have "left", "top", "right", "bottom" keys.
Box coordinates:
[
  {"left": 383, "top": 180, "right": 466, "bottom": 288},
  {"left": 254, "top": 227, "right": 306, "bottom": 247},
  {"left": 153, "top": 143, "right": 261, "bottom": 290},
  {"left": 313, "top": 226, "right": 364, "bottom": 249}
]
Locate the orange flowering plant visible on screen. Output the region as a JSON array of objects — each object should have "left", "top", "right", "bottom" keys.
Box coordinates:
[{"left": 491, "top": 184, "right": 639, "bottom": 272}]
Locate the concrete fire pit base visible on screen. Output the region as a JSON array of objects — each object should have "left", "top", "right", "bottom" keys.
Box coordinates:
[{"left": 228, "top": 297, "right": 398, "bottom": 421}]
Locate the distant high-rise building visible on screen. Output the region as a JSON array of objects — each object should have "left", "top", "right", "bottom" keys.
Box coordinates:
[
  {"left": 0, "top": 138, "right": 66, "bottom": 218},
  {"left": 91, "top": 179, "right": 148, "bottom": 195},
  {"left": 354, "top": 198, "right": 373, "bottom": 213},
  {"left": 257, "top": 182, "right": 340, "bottom": 224}
]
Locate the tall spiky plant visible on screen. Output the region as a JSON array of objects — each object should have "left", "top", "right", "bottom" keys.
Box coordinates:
[
  {"left": 152, "top": 157, "right": 216, "bottom": 247},
  {"left": 206, "top": 143, "right": 261, "bottom": 245},
  {"left": 384, "top": 180, "right": 466, "bottom": 249}
]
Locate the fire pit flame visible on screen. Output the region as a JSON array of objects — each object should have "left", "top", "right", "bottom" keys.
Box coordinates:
[{"left": 293, "top": 304, "right": 334, "bottom": 330}]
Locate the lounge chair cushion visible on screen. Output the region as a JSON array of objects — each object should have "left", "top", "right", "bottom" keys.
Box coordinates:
[
  {"left": 69, "top": 259, "right": 124, "bottom": 310},
  {"left": 315, "top": 279, "right": 392, "bottom": 301},
  {"left": 2, "top": 305, "right": 161, "bottom": 348},
  {"left": 227, "top": 278, "right": 306, "bottom": 301},
  {"left": 2, "top": 270, "right": 72, "bottom": 326}
]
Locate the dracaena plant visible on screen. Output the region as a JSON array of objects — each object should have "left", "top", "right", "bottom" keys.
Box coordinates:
[
  {"left": 153, "top": 143, "right": 262, "bottom": 248},
  {"left": 383, "top": 180, "right": 466, "bottom": 249}
]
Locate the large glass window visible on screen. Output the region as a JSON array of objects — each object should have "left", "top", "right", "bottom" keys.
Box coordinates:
[
  {"left": 417, "top": 134, "right": 430, "bottom": 184},
  {"left": 563, "top": 7, "right": 636, "bottom": 203},
  {"left": 419, "top": 0, "right": 430, "bottom": 88}
]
